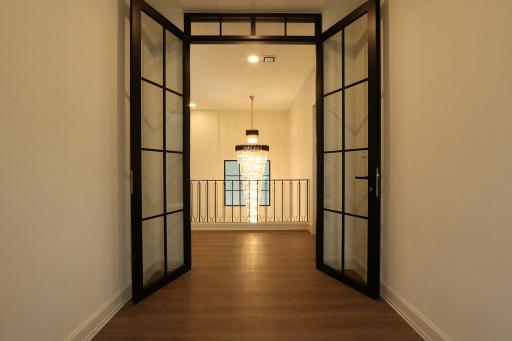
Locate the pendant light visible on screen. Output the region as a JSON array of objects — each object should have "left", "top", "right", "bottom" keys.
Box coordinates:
[{"left": 235, "top": 96, "right": 270, "bottom": 223}]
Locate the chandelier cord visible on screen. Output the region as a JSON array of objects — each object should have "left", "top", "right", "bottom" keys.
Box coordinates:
[{"left": 250, "top": 95, "right": 255, "bottom": 129}]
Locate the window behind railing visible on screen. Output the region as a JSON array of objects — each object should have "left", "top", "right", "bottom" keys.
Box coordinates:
[{"left": 224, "top": 160, "right": 270, "bottom": 206}]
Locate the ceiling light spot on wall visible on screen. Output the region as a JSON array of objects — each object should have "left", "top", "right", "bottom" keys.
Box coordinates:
[
  {"left": 189, "top": 102, "right": 197, "bottom": 108},
  {"left": 247, "top": 55, "right": 260, "bottom": 63}
]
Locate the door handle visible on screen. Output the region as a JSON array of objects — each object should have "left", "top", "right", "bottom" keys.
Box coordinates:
[{"left": 355, "top": 176, "right": 368, "bottom": 180}]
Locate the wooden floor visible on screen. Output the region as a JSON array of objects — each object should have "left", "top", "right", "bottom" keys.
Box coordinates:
[{"left": 95, "top": 231, "right": 421, "bottom": 340}]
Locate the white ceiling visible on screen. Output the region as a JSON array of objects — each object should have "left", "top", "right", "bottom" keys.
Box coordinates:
[
  {"left": 146, "top": 0, "right": 365, "bottom": 110},
  {"left": 190, "top": 44, "right": 315, "bottom": 111},
  {"left": 145, "top": 0, "right": 366, "bottom": 31},
  {"left": 162, "top": 0, "right": 329, "bottom": 12}
]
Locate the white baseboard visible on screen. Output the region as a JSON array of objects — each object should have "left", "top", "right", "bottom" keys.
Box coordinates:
[
  {"left": 63, "top": 245, "right": 448, "bottom": 341},
  {"left": 380, "top": 284, "right": 452, "bottom": 341},
  {"left": 192, "top": 222, "right": 310, "bottom": 231},
  {"left": 324, "top": 258, "right": 449, "bottom": 340},
  {"left": 64, "top": 284, "right": 131, "bottom": 341}
]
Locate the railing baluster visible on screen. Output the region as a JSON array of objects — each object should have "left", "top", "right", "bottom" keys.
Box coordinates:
[
  {"left": 190, "top": 181, "right": 194, "bottom": 222},
  {"left": 214, "top": 180, "right": 217, "bottom": 223},
  {"left": 265, "top": 179, "right": 268, "bottom": 223},
  {"left": 239, "top": 180, "right": 242, "bottom": 223},
  {"left": 306, "top": 179, "right": 309, "bottom": 222},
  {"left": 190, "top": 179, "right": 310, "bottom": 225},
  {"left": 198, "top": 181, "right": 201, "bottom": 222},
  {"left": 281, "top": 180, "right": 284, "bottom": 222},
  {"left": 289, "top": 180, "right": 292, "bottom": 222},
  {"left": 256, "top": 179, "right": 259, "bottom": 222},
  {"left": 298, "top": 180, "right": 301, "bottom": 222},
  {"left": 273, "top": 180, "right": 276, "bottom": 223}
]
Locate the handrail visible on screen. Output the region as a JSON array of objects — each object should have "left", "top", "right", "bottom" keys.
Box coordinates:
[{"left": 190, "top": 179, "right": 309, "bottom": 224}]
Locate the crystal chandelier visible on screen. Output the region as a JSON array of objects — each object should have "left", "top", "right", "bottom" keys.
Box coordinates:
[{"left": 235, "top": 96, "right": 269, "bottom": 223}]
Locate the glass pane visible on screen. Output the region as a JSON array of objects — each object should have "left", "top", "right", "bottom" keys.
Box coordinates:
[
  {"left": 166, "top": 154, "right": 183, "bottom": 212},
  {"left": 166, "top": 92, "right": 183, "bottom": 151},
  {"left": 323, "top": 31, "right": 342, "bottom": 94},
  {"left": 142, "top": 151, "right": 163, "bottom": 218},
  {"left": 141, "top": 13, "right": 163, "bottom": 85},
  {"left": 323, "top": 210, "right": 342, "bottom": 271},
  {"left": 344, "top": 215, "right": 367, "bottom": 284},
  {"left": 345, "top": 14, "right": 368, "bottom": 85},
  {"left": 226, "top": 190, "right": 244, "bottom": 206},
  {"left": 287, "top": 22, "right": 315, "bottom": 36},
  {"left": 225, "top": 190, "right": 233, "bottom": 206},
  {"left": 142, "top": 81, "right": 163, "bottom": 150},
  {"left": 225, "top": 161, "right": 239, "bottom": 176},
  {"left": 235, "top": 191, "right": 244, "bottom": 206},
  {"left": 225, "top": 179, "right": 234, "bottom": 190},
  {"left": 167, "top": 212, "right": 184, "bottom": 271},
  {"left": 322, "top": 0, "right": 366, "bottom": 32},
  {"left": 324, "top": 152, "right": 342, "bottom": 212},
  {"left": 261, "top": 180, "right": 270, "bottom": 191},
  {"left": 345, "top": 150, "right": 368, "bottom": 217},
  {"left": 225, "top": 179, "right": 242, "bottom": 191},
  {"left": 256, "top": 19, "right": 284, "bottom": 35},
  {"left": 165, "top": 31, "right": 183, "bottom": 94},
  {"left": 142, "top": 217, "right": 164, "bottom": 288},
  {"left": 323, "top": 92, "right": 343, "bottom": 151},
  {"left": 345, "top": 82, "right": 368, "bottom": 150},
  {"left": 222, "top": 21, "right": 251, "bottom": 35},
  {"left": 260, "top": 190, "right": 269, "bottom": 206},
  {"left": 191, "top": 21, "right": 220, "bottom": 35}
]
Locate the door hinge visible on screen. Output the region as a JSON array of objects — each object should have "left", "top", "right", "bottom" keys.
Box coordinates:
[{"left": 130, "top": 169, "right": 133, "bottom": 195}]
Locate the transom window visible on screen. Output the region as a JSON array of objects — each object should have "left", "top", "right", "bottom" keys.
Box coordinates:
[{"left": 224, "top": 160, "right": 270, "bottom": 206}]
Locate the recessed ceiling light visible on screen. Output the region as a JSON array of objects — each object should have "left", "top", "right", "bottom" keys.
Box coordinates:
[
  {"left": 189, "top": 102, "right": 196, "bottom": 108},
  {"left": 247, "top": 55, "right": 259, "bottom": 63}
]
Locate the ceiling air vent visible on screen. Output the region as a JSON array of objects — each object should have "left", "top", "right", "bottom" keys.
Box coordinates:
[{"left": 262, "top": 55, "right": 276, "bottom": 63}]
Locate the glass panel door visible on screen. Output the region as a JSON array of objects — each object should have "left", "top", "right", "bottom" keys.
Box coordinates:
[
  {"left": 317, "top": 0, "right": 380, "bottom": 298},
  {"left": 131, "top": 0, "right": 190, "bottom": 303}
]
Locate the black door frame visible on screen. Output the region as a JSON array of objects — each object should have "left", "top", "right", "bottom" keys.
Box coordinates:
[
  {"left": 130, "top": 0, "right": 191, "bottom": 303},
  {"left": 185, "top": 13, "right": 321, "bottom": 44},
  {"left": 131, "top": 0, "right": 380, "bottom": 303},
  {"left": 186, "top": 1, "right": 381, "bottom": 299},
  {"left": 316, "top": 1, "right": 381, "bottom": 298}
]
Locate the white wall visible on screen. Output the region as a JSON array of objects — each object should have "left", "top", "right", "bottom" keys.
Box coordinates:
[
  {"left": 321, "top": 1, "right": 512, "bottom": 339},
  {"left": 379, "top": 1, "right": 512, "bottom": 340},
  {"left": 3, "top": 1, "right": 510, "bottom": 340},
  {"left": 288, "top": 68, "right": 317, "bottom": 232},
  {"left": 191, "top": 110, "right": 291, "bottom": 180},
  {"left": 0, "top": 1, "right": 133, "bottom": 340},
  {"left": 191, "top": 110, "right": 313, "bottom": 225}
]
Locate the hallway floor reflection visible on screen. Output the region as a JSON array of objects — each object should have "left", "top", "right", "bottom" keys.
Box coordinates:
[{"left": 95, "top": 230, "right": 420, "bottom": 340}]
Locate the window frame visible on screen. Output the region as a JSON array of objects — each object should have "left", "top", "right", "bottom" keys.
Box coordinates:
[{"left": 223, "top": 159, "right": 271, "bottom": 207}]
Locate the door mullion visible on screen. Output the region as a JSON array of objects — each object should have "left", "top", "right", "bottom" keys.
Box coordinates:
[
  {"left": 162, "top": 27, "right": 168, "bottom": 277},
  {"left": 366, "top": 0, "right": 381, "bottom": 298},
  {"left": 130, "top": 0, "right": 143, "bottom": 302},
  {"left": 341, "top": 28, "right": 346, "bottom": 275}
]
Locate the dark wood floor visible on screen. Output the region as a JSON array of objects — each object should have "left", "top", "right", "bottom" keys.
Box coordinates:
[{"left": 95, "top": 231, "right": 420, "bottom": 340}]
